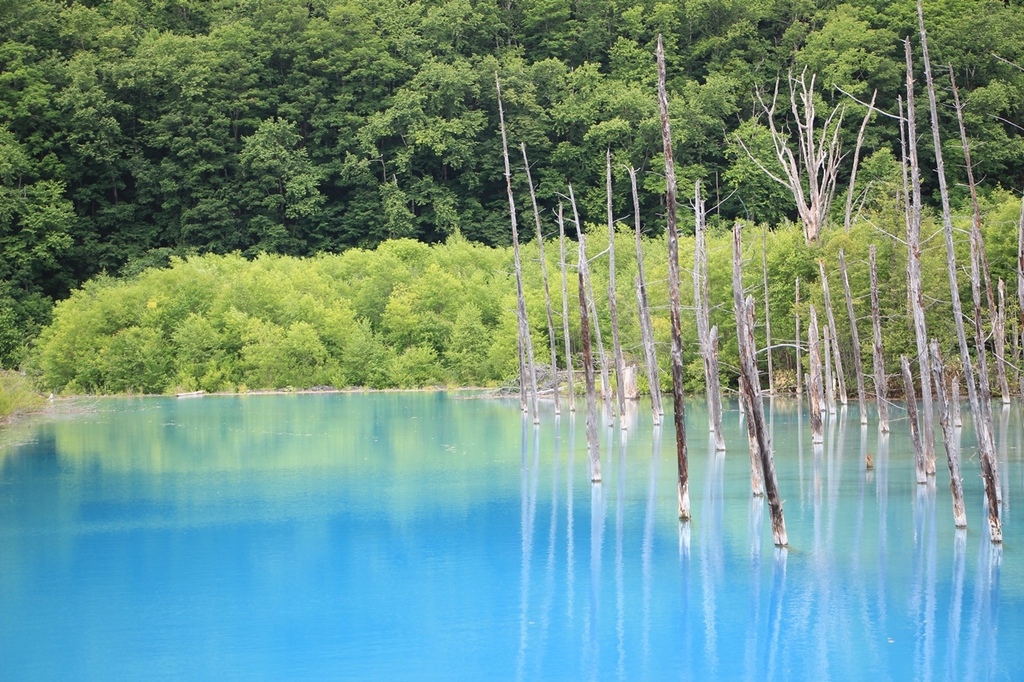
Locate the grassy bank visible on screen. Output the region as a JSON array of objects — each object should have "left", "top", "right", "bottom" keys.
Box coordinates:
[{"left": 0, "top": 371, "right": 43, "bottom": 421}]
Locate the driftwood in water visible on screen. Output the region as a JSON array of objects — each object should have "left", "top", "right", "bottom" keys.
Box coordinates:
[
  {"left": 570, "top": 187, "right": 613, "bottom": 422},
  {"left": 606, "top": 148, "right": 627, "bottom": 423},
  {"left": 657, "top": 34, "right": 690, "bottom": 520},
  {"left": 901, "top": 355, "right": 927, "bottom": 484},
  {"left": 807, "top": 305, "right": 825, "bottom": 444},
  {"left": 577, "top": 228, "right": 601, "bottom": 482},
  {"left": 762, "top": 227, "right": 774, "bottom": 394},
  {"left": 496, "top": 75, "right": 539, "bottom": 423},
  {"left": 695, "top": 181, "right": 725, "bottom": 449},
  {"left": 900, "top": 50, "right": 937, "bottom": 476},
  {"left": 869, "top": 245, "right": 889, "bottom": 432},
  {"left": 930, "top": 341, "right": 967, "bottom": 528},
  {"left": 795, "top": 278, "right": 803, "bottom": 398},
  {"left": 522, "top": 143, "right": 561, "bottom": 415},
  {"left": 819, "top": 261, "right": 847, "bottom": 406},
  {"left": 556, "top": 203, "right": 577, "bottom": 412},
  {"left": 738, "top": 293, "right": 788, "bottom": 546},
  {"left": 917, "top": 0, "right": 1000, "bottom": 541},
  {"left": 839, "top": 250, "right": 868, "bottom": 424},
  {"left": 628, "top": 167, "right": 661, "bottom": 423}
]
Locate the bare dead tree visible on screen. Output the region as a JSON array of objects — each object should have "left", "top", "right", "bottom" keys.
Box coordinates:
[
  {"left": 902, "top": 355, "right": 927, "bottom": 484},
  {"left": 628, "top": 167, "right": 661, "bottom": 423},
  {"left": 657, "top": 34, "right": 690, "bottom": 520},
  {"left": 557, "top": 203, "right": 577, "bottom": 412},
  {"left": 930, "top": 340, "right": 967, "bottom": 528},
  {"left": 695, "top": 181, "right": 725, "bottom": 449},
  {"left": 762, "top": 227, "right": 774, "bottom": 392},
  {"left": 917, "top": 0, "right": 1000, "bottom": 541},
  {"left": 996, "top": 280, "right": 1011, "bottom": 404},
  {"left": 839, "top": 250, "right": 868, "bottom": 424},
  {"left": 819, "top": 261, "right": 848, "bottom": 406},
  {"left": 578, "top": 228, "right": 601, "bottom": 482},
  {"left": 496, "top": 74, "right": 539, "bottom": 423},
  {"left": 606, "top": 148, "right": 627, "bottom": 424},
  {"left": 869, "top": 245, "right": 889, "bottom": 433},
  {"left": 844, "top": 90, "right": 878, "bottom": 231},
  {"left": 521, "top": 143, "right": 560, "bottom": 415},
  {"left": 733, "top": 226, "right": 766, "bottom": 496},
  {"left": 808, "top": 304, "right": 825, "bottom": 444},
  {"left": 740, "top": 69, "right": 845, "bottom": 244},
  {"left": 795, "top": 278, "right": 803, "bottom": 398}
]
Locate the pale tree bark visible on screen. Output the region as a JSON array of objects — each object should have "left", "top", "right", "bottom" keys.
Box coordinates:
[
  {"left": 733, "top": 225, "right": 766, "bottom": 496},
  {"left": 823, "top": 313, "right": 836, "bottom": 415},
  {"left": 839, "top": 250, "right": 868, "bottom": 424},
  {"left": 578, "top": 234, "right": 601, "bottom": 482},
  {"left": 496, "top": 74, "right": 539, "bottom": 423},
  {"left": 930, "top": 340, "right": 968, "bottom": 528},
  {"left": 808, "top": 305, "right": 825, "bottom": 444},
  {"left": 695, "top": 181, "right": 725, "bottom": 449},
  {"left": 844, "top": 90, "right": 878, "bottom": 231},
  {"left": 521, "top": 143, "right": 561, "bottom": 415},
  {"left": 900, "top": 49, "right": 937, "bottom": 475},
  {"left": 902, "top": 355, "right": 927, "bottom": 484},
  {"left": 1018, "top": 195, "right": 1024, "bottom": 399},
  {"left": 917, "top": 0, "right": 1000, "bottom": 541},
  {"left": 795, "top": 278, "right": 803, "bottom": 398},
  {"left": 996, "top": 280, "right": 1010, "bottom": 404},
  {"left": 628, "top": 167, "right": 661, "bottom": 423},
  {"left": 819, "top": 261, "right": 848, "bottom": 406},
  {"left": 606, "top": 148, "right": 627, "bottom": 424},
  {"left": 557, "top": 203, "right": 577, "bottom": 412},
  {"left": 762, "top": 227, "right": 774, "bottom": 393},
  {"left": 740, "top": 69, "right": 845, "bottom": 244},
  {"left": 657, "top": 34, "right": 690, "bottom": 520},
  {"left": 869, "top": 245, "right": 889, "bottom": 433}
]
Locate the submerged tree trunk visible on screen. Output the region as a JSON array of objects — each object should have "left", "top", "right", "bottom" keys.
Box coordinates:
[
  {"left": 823, "top": 314, "right": 836, "bottom": 415},
  {"left": 734, "top": 225, "right": 766, "bottom": 497},
  {"left": 657, "top": 35, "right": 689, "bottom": 520},
  {"left": 995, "top": 280, "right": 1010, "bottom": 404},
  {"left": 930, "top": 340, "right": 967, "bottom": 528},
  {"left": 795, "top": 278, "right": 803, "bottom": 398},
  {"left": 918, "top": 0, "right": 1000, "bottom": 541},
  {"left": 606, "top": 148, "right": 627, "bottom": 424},
  {"left": 762, "top": 227, "right": 774, "bottom": 394},
  {"left": 869, "top": 245, "right": 889, "bottom": 433},
  {"left": 496, "top": 75, "right": 539, "bottom": 423},
  {"left": 839, "top": 250, "right": 868, "bottom": 424},
  {"left": 629, "top": 167, "right": 661, "bottom": 423},
  {"left": 522, "top": 143, "right": 561, "bottom": 415},
  {"left": 556, "top": 203, "right": 577, "bottom": 412},
  {"left": 901, "top": 355, "right": 927, "bottom": 484}
]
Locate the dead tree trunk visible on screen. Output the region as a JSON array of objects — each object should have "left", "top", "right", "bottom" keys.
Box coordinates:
[
  {"left": 606, "top": 148, "right": 627, "bottom": 424},
  {"left": 522, "top": 143, "right": 561, "bottom": 415},
  {"left": 737, "top": 291, "right": 788, "bottom": 546},
  {"left": 496, "top": 74, "right": 540, "bottom": 423},
  {"left": 657, "top": 34, "right": 690, "bottom": 520},
  {"left": 900, "top": 47, "right": 937, "bottom": 475},
  {"left": 795, "top": 278, "right": 803, "bottom": 398},
  {"left": 823, "top": 314, "right": 836, "bottom": 415},
  {"left": 738, "top": 374, "right": 766, "bottom": 496},
  {"left": 930, "top": 340, "right": 968, "bottom": 528},
  {"left": 570, "top": 187, "right": 613, "bottom": 423},
  {"left": 869, "top": 245, "right": 889, "bottom": 432},
  {"left": 578, "top": 237, "right": 601, "bottom": 483},
  {"left": 951, "top": 373, "right": 962, "bottom": 428},
  {"left": 844, "top": 90, "right": 878, "bottom": 231},
  {"left": 819, "top": 261, "right": 848, "bottom": 406},
  {"left": 918, "top": 0, "right": 1000, "bottom": 541},
  {"left": 762, "top": 227, "right": 775, "bottom": 393},
  {"left": 733, "top": 225, "right": 766, "bottom": 496},
  {"left": 996, "top": 280, "right": 1011, "bottom": 404},
  {"left": 695, "top": 181, "right": 725, "bottom": 449},
  {"left": 839, "top": 250, "right": 868, "bottom": 424},
  {"left": 808, "top": 305, "right": 825, "bottom": 443},
  {"left": 901, "top": 355, "right": 927, "bottom": 484},
  {"left": 557, "top": 203, "right": 577, "bottom": 412},
  {"left": 1018, "top": 195, "right": 1024, "bottom": 398},
  {"left": 628, "top": 167, "right": 661, "bottom": 423}
]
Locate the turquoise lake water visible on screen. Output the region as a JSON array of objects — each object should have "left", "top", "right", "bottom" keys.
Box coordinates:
[{"left": 0, "top": 392, "right": 1021, "bottom": 680}]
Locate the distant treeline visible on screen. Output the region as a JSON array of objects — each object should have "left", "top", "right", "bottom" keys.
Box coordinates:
[
  {"left": 28, "top": 190, "right": 1024, "bottom": 395},
  {"left": 2, "top": 0, "right": 1024, "bottom": 366}
]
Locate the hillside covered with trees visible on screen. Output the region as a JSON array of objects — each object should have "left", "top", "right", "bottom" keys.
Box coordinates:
[{"left": 3, "top": 0, "right": 1024, "bottom": 392}]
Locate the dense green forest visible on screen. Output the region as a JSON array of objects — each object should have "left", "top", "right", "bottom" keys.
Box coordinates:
[{"left": 3, "top": 0, "right": 1024, "bottom": 394}]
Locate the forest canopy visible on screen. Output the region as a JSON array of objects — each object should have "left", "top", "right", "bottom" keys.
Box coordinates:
[{"left": 3, "top": 0, "right": 1024, "bottom": 379}]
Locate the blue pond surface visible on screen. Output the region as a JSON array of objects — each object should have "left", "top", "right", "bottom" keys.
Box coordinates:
[{"left": 0, "top": 392, "right": 1022, "bottom": 680}]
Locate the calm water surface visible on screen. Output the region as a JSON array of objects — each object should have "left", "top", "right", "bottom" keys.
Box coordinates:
[{"left": 1, "top": 393, "right": 1022, "bottom": 680}]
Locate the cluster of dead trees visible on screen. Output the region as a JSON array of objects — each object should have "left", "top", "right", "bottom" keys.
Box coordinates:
[{"left": 497, "top": 1, "right": 1013, "bottom": 546}]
